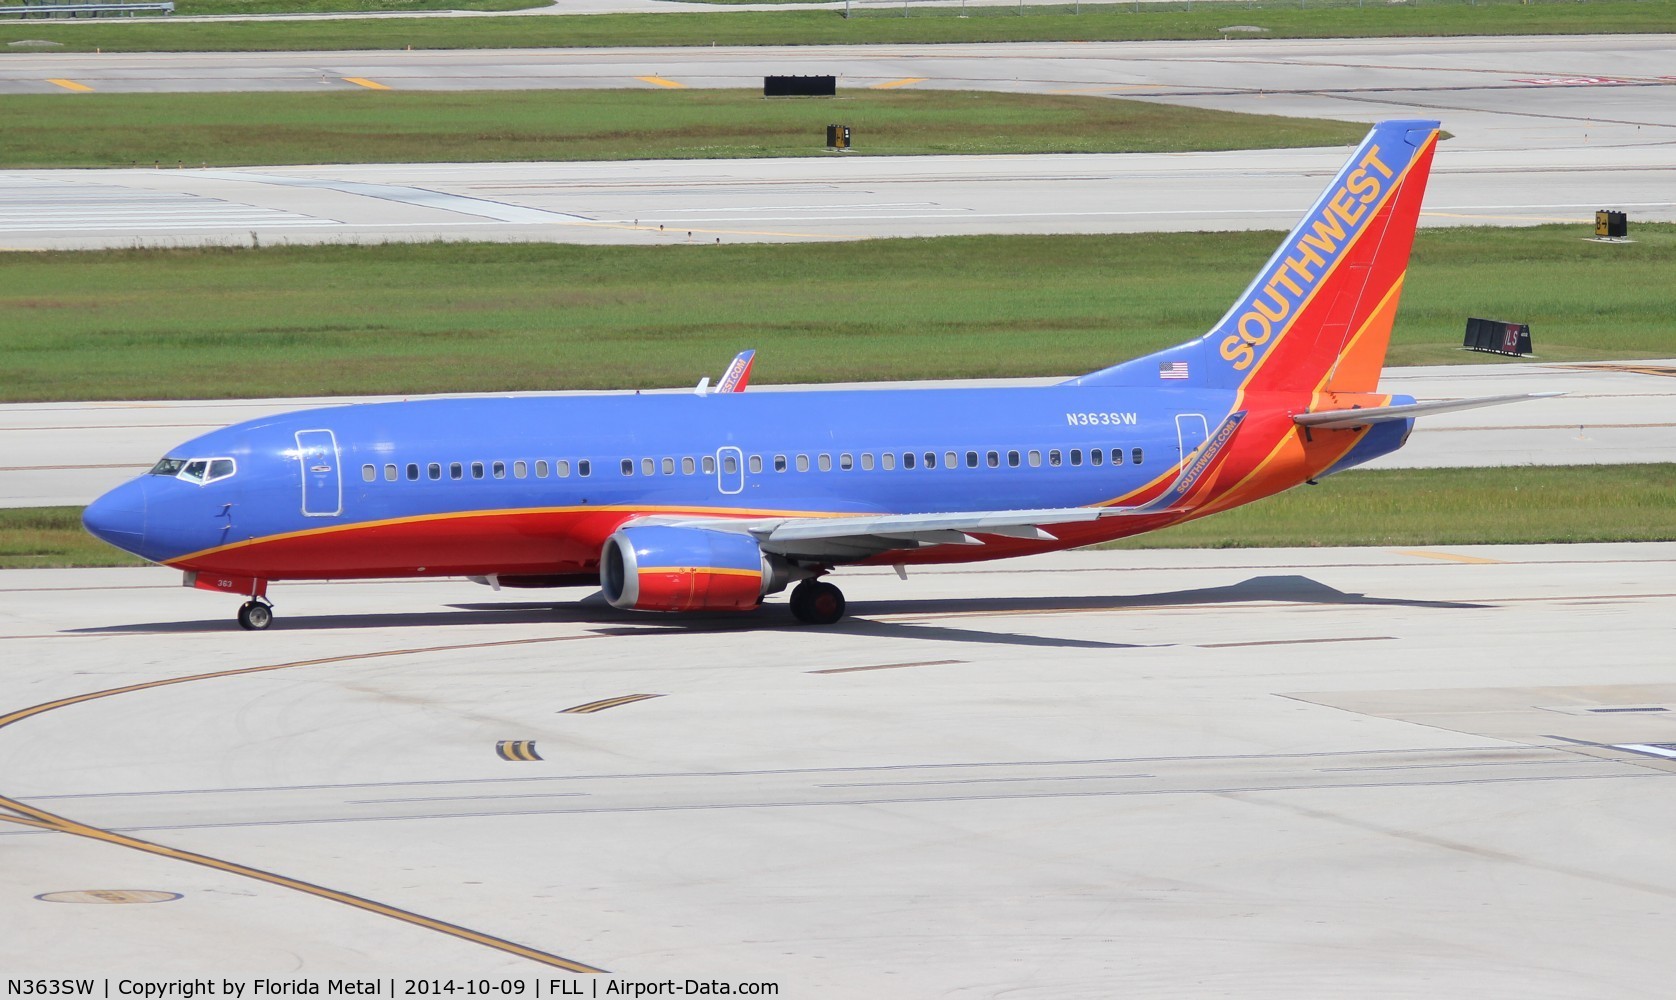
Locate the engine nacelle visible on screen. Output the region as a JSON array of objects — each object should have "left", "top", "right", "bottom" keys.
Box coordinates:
[{"left": 601, "top": 525, "right": 794, "bottom": 613}]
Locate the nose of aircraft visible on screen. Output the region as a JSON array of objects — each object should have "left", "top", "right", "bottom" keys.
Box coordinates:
[{"left": 82, "top": 478, "right": 149, "bottom": 555}]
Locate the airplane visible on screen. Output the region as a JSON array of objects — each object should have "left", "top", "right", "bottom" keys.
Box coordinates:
[{"left": 82, "top": 119, "right": 1557, "bottom": 631}]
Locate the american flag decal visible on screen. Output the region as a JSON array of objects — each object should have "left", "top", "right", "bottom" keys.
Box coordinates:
[{"left": 1159, "top": 361, "right": 1190, "bottom": 380}]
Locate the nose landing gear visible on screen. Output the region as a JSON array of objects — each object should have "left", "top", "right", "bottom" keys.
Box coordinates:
[
  {"left": 237, "top": 598, "right": 273, "bottom": 631},
  {"left": 789, "top": 579, "right": 846, "bottom": 625}
]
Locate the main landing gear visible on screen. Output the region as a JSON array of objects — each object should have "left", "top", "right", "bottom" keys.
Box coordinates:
[
  {"left": 237, "top": 598, "right": 274, "bottom": 631},
  {"left": 789, "top": 579, "right": 846, "bottom": 625}
]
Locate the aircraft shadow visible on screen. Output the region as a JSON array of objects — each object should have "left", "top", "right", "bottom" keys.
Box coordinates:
[{"left": 65, "top": 574, "right": 1483, "bottom": 648}]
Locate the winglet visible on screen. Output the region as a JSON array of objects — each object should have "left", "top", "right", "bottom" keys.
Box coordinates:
[{"left": 717, "top": 350, "right": 756, "bottom": 393}]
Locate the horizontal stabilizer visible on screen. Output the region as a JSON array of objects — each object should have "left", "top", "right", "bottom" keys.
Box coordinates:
[{"left": 1295, "top": 392, "right": 1564, "bottom": 429}]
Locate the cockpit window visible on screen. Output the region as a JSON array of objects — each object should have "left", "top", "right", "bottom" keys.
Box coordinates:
[{"left": 151, "top": 456, "right": 236, "bottom": 485}]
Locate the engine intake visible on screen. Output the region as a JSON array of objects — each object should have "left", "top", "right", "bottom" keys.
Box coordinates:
[{"left": 601, "top": 525, "right": 795, "bottom": 613}]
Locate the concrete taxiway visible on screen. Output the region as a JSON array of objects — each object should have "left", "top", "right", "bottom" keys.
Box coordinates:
[
  {"left": 2, "top": 36, "right": 1673, "bottom": 248},
  {"left": 4, "top": 359, "right": 1672, "bottom": 509},
  {"left": 3, "top": 542, "right": 1676, "bottom": 993}
]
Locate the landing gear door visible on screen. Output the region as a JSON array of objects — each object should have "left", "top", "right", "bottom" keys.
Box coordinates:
[
  {"left": 716, "top": 446, "right": 745, "bottom": 495},
  {"left": 295, "top": 429, "right": 342, "bottom": 517},
  {"left": 1175, "top": 413, "right": 1210, "bottom": 467}
]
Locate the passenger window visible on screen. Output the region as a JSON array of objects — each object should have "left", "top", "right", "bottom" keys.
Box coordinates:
[
  {"left": 683, "top": 457, "right": 696, "bottom": 475},
  {"left": 471, "top": 462, "right": 484, "bottom": 479},
  {"left": 724, "top": 455, "right": 739, "bottom": 474},
  {"left": 986, "top": 451, "right": 999, "bottom": 468},
  {"left": 384, "top": 464, "right": 397, "bottom": 482},
  {"left": 774, "top": 455, "right": 788, "bottom": 472},
  {"left": 663, "top": 458, "right": 675, "bottom": 475},
  {"left": 578, "top": 460, "right": 591, "bottom": 477},
  {"left": 1111, "top": 449, "right": 1124, "bottom": 466},
  {"left": 903, "top": 452, "right": 916, "bottom": 470},
  {"left": 796, "top": 455, "right": 810, "bottom": 472},
  {"left": 966, "top": 451, "right": 979, "bottom": 469},
  {"left": 1070, "top": 450, "right": 1083, "bottom": 467},
  {"left": 923, "top": 452, "right": 936, "bottom": 469},
  {"left": 552, "top": 460, "right": 565, "bottom": 478},
  {"left": 1091, "top": 449, "right": 1104, "bottom": 467},
  {"left": 945, "top": 451, "right": 957, "bottom": 470},
  {"left": 641, "top": 458, "right": 654, "bottom": 476},
  {"left": 702, "top": 456, "right": 716, "bottom": 475},
  {"left": 1028, "top": 450, "right": 1041, "bottom": 467},
  {"left": 406, "top": 463, "right": 419, "bottom": 481},
  {"left": 1049, "top": 449, "right": 1062, "bottom": 467},
  {"left": 1132, "top": 448, "right": 1144, "bottom": 465},
  {"left": 450, "top": 463, "right": 463, "bottom": 480},
  {"left": 493, "top": 461, "right": 506, "bottom": 479},
  {"left": 818, "top": 454, "right": 832, "bottom": 472},
  {"left": 513, "top": 461, "right": 527, "bottom": 479},
  {"left": 535, "top": 460, "right": 549, "bottom": 478},
  {"left": 881, "top": 452, "right": 896, "bottom": 471},
  {"left": 428, "top": 463, "right": 441, "bottom": 480},
  {"left": 840, "top": 453, "right": 854, "bottom": 471},
  {"left": 749, "top": 455, "right": 763, "bottom": 474},
  {"left": 362, "top": 464, "right": 376, "bottom": 482},
  {"left": 621, "top": 459, "right": 634, "bottom": 476},
  {"left": 860, "top": 453, "right": 875, "bottom": 471}
]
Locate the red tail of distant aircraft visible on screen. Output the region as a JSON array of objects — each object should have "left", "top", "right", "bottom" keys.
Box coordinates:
[{"left": 84, "top": 120, "right": 1556, "bottom": 630}]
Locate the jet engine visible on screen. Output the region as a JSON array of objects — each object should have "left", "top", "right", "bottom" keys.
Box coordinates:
[{"left": 601, "top": 525, "right": 800, "bottom": 613}]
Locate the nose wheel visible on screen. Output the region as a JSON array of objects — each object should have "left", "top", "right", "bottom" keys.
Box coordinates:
[
  {"left": 237, "top": 599, "right": 273, "bottom": 631},
  {"left": 789, "top": 580, "right": 846, "bottom": 625}
]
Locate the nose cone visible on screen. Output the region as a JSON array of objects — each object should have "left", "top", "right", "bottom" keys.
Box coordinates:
[{"left": 83, "top": 478, "right": 149, "bottom": 556}]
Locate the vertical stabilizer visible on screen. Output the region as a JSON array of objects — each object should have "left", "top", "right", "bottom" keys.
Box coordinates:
[{"left": 1066, "top": 120, "right": 1441, "bottom": 394}]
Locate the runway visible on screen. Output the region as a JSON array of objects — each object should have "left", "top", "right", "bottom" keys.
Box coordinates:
[
  {"left": 4, "top": 542, "right": 1676, "bottom": 991},
  {"left": 2, "top": 36, "right": 1673, "bottom": 248},
  {"left": 3, "top": 359, "right": 1671, "bottom": 508}
]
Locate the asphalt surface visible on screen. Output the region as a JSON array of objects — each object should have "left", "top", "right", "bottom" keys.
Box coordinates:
[
  {"left": 1, "top": 36, "right": 1673, "bottom": 248},
  {"left": 5, "top": 542, "right": 1676, "bottom": 992}
]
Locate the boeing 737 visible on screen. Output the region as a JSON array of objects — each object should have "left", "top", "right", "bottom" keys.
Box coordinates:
[{"left": 83, "top": 119, "right": 1554, "bottom": 630}]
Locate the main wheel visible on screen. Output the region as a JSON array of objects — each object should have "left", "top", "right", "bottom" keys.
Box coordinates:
[
  {"left": 790, "top": 580, "right": 846, "bottom": 625},
  {"left": 237, "top": 601, "right": 273, "bottom": 631}
]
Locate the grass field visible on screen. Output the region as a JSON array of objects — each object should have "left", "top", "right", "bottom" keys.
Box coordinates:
[
  {"left": 1103, "top": 465, "right": 1676, "bottom": 549},
  {"left": 2, "top": 0, "right": 1673, "bottom": 52},
  {"left": 2, "top": 224, "right": 1672, "bottom": 403},
  {"left": 0, "top": 90, "right": 1366, "bottom": 169},
  {"left": 9, "top": 464, "right": 1673, "bottom": 569}
]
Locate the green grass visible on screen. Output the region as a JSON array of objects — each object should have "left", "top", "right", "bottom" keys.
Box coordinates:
[
  {"left": 1103, "top": 464, "right": 1676, "bottom": 548},
  {"left": 0, "top": 90, "right": 1366, "bottom": 169},
  {"left": 0, "top": 507, "right": 148, "bottom": 569},
  {"left": 11, "top": 464, "right": 1675, "bottom": 568},
  {"left": 2, "top": 0, "right": 1673, "bottom": 52},
  {"left": 2, "top": 224, "right": 1672, "bottom": 403}
]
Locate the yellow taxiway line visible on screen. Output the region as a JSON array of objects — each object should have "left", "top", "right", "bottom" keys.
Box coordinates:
[{"left": 0, "top": 634, "right": 608, "bottom": 972}]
